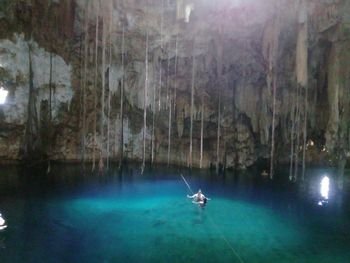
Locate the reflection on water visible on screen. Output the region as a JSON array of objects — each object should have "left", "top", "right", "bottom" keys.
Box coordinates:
[
  {"left": 318, "top": 176, "right": 330, "bottom": 206},
  {"left": 321, "top": 176, "right": 330, "bottom": 199}
]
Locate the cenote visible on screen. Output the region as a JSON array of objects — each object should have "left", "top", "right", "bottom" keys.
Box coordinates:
[
  {"left": 2, "top": 0, "right": 350, "bottom": 262},
  {"left": 0, "top": 164, "right": 350, "bottom": 263}
]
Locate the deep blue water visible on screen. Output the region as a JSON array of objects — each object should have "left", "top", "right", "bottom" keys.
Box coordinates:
[{"left": 0, "top": 164, "right": 350, "bottom": 262}]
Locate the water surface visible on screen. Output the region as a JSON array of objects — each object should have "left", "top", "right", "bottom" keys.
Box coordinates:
[{"left": 0, "top": 165, "right": 349, "bottom": 262}]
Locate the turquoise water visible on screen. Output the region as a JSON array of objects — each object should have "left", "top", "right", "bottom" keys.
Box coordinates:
[{"left": 0, "top": 165, "right": 349, "bottom": 262}]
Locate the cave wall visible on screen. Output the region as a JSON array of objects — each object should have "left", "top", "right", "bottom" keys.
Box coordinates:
[{"left": 0, "top": 0, "right": 350, "bottom": 170}]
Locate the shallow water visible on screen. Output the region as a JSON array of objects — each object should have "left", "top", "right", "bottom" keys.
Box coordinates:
[{"left": 0, "top": 164, "right": 349, "bottom": 263}]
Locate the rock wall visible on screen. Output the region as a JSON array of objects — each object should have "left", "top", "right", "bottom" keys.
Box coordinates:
[{"left": 0, "top": 0, "right": 350, "bottom": 171}]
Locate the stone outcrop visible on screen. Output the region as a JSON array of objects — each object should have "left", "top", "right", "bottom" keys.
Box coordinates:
[{"left": 0, "top": 0, "right": 349, "bottom": 171}]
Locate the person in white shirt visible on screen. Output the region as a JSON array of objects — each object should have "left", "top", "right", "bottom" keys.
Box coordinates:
[{"left": 187, "top": 189, "right": 210, "bottom": 204}]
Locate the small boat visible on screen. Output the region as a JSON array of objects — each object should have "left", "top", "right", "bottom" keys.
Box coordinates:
[{"left": 0, "top": 213, "right": 7, "bottom": 230}]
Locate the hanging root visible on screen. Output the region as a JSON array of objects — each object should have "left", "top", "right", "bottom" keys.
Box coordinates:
[{"left": 98, "top": 150, "right": 104, "bottom": 175}]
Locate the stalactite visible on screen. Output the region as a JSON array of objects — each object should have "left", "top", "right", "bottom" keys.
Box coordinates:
[
  {"left": 294, "top": 3, "right": 308, "bottom": 181},
  {"left": 302, "top": 87, "right": 308, "bottom": 181},
  {"left": 119, "top": 23, "right": 125, "bottom": 168},
  {"left": 289, "top": 88, "right": 296, "bottom": 181},
  {"left": 299, "top": 12, "right": 309, "bottom": 182},
  {"left": 99, "top": 13, "right": 107, "bottom": 173},
  {"left": 174, "top": 32, "right": 178, "bottom": 111},
  {"left": 151, "top": 69, "right": 156, "bottom": 164},
  {"left": 107, "top": 5, "right": 113, "bottom": 169},
  {"left": 151, "top": 42, "right": 157, "bottom": 165},
  {"left": 158, "top": 61, "right": 163, "bottom": 111},
  {"left": 158, "top": 0, "right": 164, "bottom": 111},
  {"left": 270, "top": 76, "right": 277, "bottom": 179},
  {"left": 200, "top": 93, "right": 204, "bottom": 169},
  {"left": 216, "top": 39, "right": 223, "bottom": 174},
  {"left": 114, "top": 83, "right": 118, "bottom": 159},
  {"left": 92, "top": 1, "right": 100, "bottom": 172},
  {"left": 263, "top": 9, "right": 280, "bottom": 180},
  {"left": 81, "top": 2, "right": 89, "bottom": 168},
  {"left": 167, "top": 95, "right": 172, "bottom": 166},
  {"left": 166, "top": 40, "right": 172, "bottom": 166},
  {"left": 224, "top": 139, "right": 227, "bottom": 171},
  {"left": 232, "top": 80, "right": 237, "bottom": 169},
  {"left": 48, "top": 50, "right": 53, "bottom": 172},
  {"left": 25, "top": 44, "right": 39, "bottom": 160},
  {"left": 166, "top": 43, "right": 170, "bottom": 107},
  {"left": 188, "top": 40, "right": 195, "bottom": 168},
  {"left": 142, "top": 23, "right": 149, "bottom": 173},
  {"left": 79, "top": 41, "right": 84, "bottom": 168},
  {"left": 216, "top": 84, "right": 222, "bottom": 174},
  {"left": 294, "top": 83, "right": 301, "bottom": 181}
]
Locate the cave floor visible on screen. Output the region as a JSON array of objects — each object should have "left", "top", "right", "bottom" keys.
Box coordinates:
[{"left": 0, "top": 164, "right": 349, "bottom": 262}]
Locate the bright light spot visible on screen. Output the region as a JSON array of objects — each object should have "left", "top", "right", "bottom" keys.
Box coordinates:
[
  {"left": 185, "top": 4, "right": 193, "bottom": 23},
  {"left": 0, "top": 87, "right": 8, "bottom": 104},
  {"left": 0, "top": 213, "right": 6, "bottom": 230},
  {"left": 307, "top": 140, "right": 314, "bottom": 147},
  {"left": 320, "top": 176, "right": 329, "bottom": 200},
  {"left": 321, "top": 146, "right": 326, "bottom": 152}
]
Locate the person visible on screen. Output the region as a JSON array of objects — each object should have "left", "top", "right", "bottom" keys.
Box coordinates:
[
  {"left": 261, "top": 170, "right": 268, "bottom": 177},
  {"left": 187, "top": 189, "right": 210, "bottom": 205}
]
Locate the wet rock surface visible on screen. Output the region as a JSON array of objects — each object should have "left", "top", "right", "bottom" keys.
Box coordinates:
[{"left": 0, "top": 0, "right": 349, "bottom": 170}]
